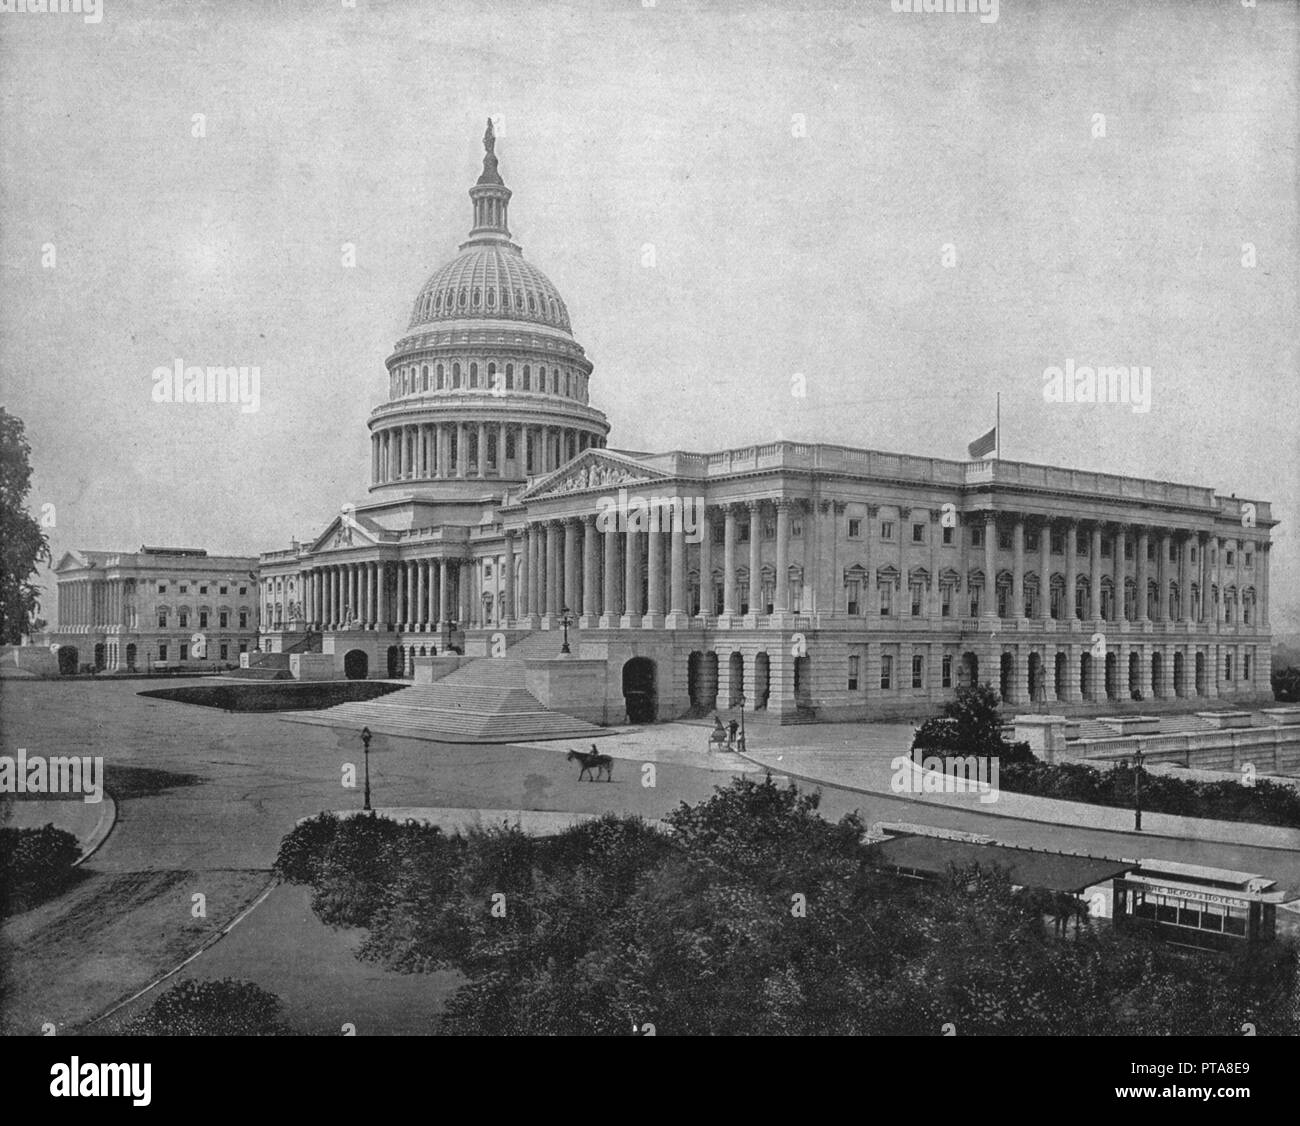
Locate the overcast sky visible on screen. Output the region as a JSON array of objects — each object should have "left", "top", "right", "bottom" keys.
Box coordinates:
[{"left": 2, "top": 0, "right": 1296, "bottom": 631}]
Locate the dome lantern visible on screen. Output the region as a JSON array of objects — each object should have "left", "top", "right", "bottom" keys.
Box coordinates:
[{"left": 467, "top": 117, "right": 512, "bottom": 242}]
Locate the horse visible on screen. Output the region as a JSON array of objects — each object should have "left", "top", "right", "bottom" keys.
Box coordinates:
[
  {"left": 567, "top": 747, "right": 614, "bottom": 782},
  {"left": 707, "top": 728, "right": 729, "bottom": 753}
]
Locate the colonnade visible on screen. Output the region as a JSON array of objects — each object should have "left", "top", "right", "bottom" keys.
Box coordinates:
[{"left": 372, "top": 422, "right": 602, "bottom": 485}]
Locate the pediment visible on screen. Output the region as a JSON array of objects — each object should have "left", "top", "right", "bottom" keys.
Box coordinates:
[
  {"left": 310, "top": 510, "right": 382, "bottom": 553},
  {"left": 522, "top": 448, "right": 670, "bottom": 501}
]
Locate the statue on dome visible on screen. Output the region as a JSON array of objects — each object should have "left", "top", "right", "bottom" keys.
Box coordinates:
[{"left": 484, "top": 117, "right": 495, "bottom": 155}]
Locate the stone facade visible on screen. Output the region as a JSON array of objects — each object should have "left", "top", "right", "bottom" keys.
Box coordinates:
[
  {"left": 260, "top": 124, "right": 1276, "bottom": 722},
  {"left": 50, "top": 547, "right": 260, "bottom": 672}
]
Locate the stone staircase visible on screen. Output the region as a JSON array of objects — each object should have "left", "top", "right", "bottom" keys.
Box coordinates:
[{"left": 282, "top": 654, "right": 601, "bottom": 744}]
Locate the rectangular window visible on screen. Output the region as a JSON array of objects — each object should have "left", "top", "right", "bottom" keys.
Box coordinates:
[
  {"left": 942, "top": 526, "right": 954, "bottom": 545},
  {"left": 1169, "top": 543, "right": 1177, "bottom": 562},
  {"left": 1245, "top": 551, "right": 1253, "bottom": 568},
  {"left": 846, "top": 581, "right": 860, "bottom": 617},
  {"left": 1147, "top": 542, "right": 1156, "bottom": 562},
  {"left": 791, "top": 518, "right": 803, "bottom": 538},
  {"left": 239, "top": 641, "right": 248, "bottom": 654},
  {"left": 1077, "top": 539, "right": 1089, "bottom": 557},
  {"left": 179, "top": 613, "right": 188, "bottom": 628},
  {"left": 157, "top": 584, "right": 167, "bottom": 594},
  {"left": 200, "top": 585, "right": 209, "bottom": 594},
  {"left": 1125, "top": 539, "right": 1134, "bottom": 560},
  {"left": 180, "top": 642, "right": 189, "bottom": 661},
  {"left": 158, "top": 644, "right": 168, "bottom": 662},
  {"left": 219, "top": 642, "right": 229, "bottom": 661},
  {"left": 239, "top": 585, "right": 248, "bottom": 596},
  {"left": 179, "top": 584, "right": 188, "bottom": 593},
  {"left": 738, "top": 523, "right": 750, "bottom": 544},
  {"left": 157, "top": 613, "right": 167, "bottom": 628},
  {"left": 1226, "top": 550, "right": 1235, "bottom": 566},
  {"left": 1244, "top": 652, "right": 1252, "bottom": 680},
  {"left": 880, "top": 655, "right": 893, "bottom": 691},
  {"left": 239, "top": 611, "right": 248, "bottom": 628},
  {"left": 1101, "top": 539, "right": 1111, "bottom": 558},
  {"left": 912, "top": 523, "right": 926, "bottom": 544},
  {"left": 971, "top": 527, "right": 984, "bottom": 548},
  {"left": 879, "top": 584, "right": 892, "bottom": 616},
  {"left": 997, "top": 528, "right": 1012, "bottom": 550},
  {"left": 219, "top": 585, "right": 228, "bottom": 595},
  {"left": 1051, "top": 531, "right": 1064, "bottom": 555},
  {"left": 941, "top": 585, "right": 952, "bottom": 617},
  {"left": 910, "top": 583, "right": 923, "bottom": 617},
  {"left": 713, "top": 523, "right": 725, "bottom": 545},
  {"left": 848, "top": 518, "right": 862, "bottom": 539},
  {"left": 762, "top": 518, "right": 776, "bottom": 540},
  {"left": 880, "top": 521, "right": 894, "bottom": 541},
  {"left": 219, "top": 611, "right": 229, "bottom": 628},
  {"left": 847, "top": 655, "right": 860, "bottom": 692},
  {"left": 912, "top": 655, "right": 924, "bottom": 689},
  {"left": 1026, "top": 530, "right": 1039, "bottom": 552},
  {"left": 199, "top": 611, "right": 208, "bottom": 628},
  {"left": 942, "top": 654, "right": 953, "bottom": 688}
]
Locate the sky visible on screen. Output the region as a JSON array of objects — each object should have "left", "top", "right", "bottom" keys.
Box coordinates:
[{"left": 2, "top": 0, "right": 1297, "bottom": 631}]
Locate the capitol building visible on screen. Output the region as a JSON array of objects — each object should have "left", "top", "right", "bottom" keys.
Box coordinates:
[{"left": 257, "top": 122, "right": 1275, "bottom": 728}]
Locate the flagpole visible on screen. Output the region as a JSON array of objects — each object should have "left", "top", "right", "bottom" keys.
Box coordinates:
[{"left": 995, "top": 392, "right": 1001, "bottom": 461}]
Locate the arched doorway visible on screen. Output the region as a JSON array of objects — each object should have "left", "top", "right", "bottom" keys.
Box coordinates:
[
  {"left": 794, "top": 655, "right": 812, "bottom": 709},
  {"left": 687, "top": 651, "right": 704, "bottom": 710},
  {"left": 728, "top": 651, "right": 745, "bottom": 708},
  {"left": 1150, "top": 651, "right": 1163, "bottom": 698},
  {"left": 1129, "top": 652, "right": 1141, "bottom": 700},
  {"left": 1195, "top": 651, "right": 1207, "bottom": 696},
  {"left": 1028, "top": 652, "right": 1044, "bottom": 703},
  {"left": 1173, "top": 651, "right": 1185, "bottom": 697},
  {"left": 343, "top": 650, "right": 369, "bottom": 680},
  {"left": 125, "top": 643, "right": 137, "bottom": 671},
  {"left": 999, "top": 652, "right": 1013, "bottom": 703},
  {"left": 1079, "top": 652, "right": 1093, "bottom": 700},
  {"left": 1105, "top": 651, "right": 1119, "bottom": 701},
  {"left": 960, "top": 651, "right": 979, "bottom": 689},
  {"left": 622, "top": 657, "right": 657, "bottom": 723},
  {"left": 386, "top": 645, "right": 402, "bottom": 678},
  {"left": 754, "top": 652, "right": 771, "bottom": 710},
  {"left": 1055, "top": 652, "right": 1067, "bottom": 700},
  {"left": 93, "top": 643, "right": 106, "bottom": 672},
  {"left": 57, "top": 646, "right": 78, "bottom": 676}
]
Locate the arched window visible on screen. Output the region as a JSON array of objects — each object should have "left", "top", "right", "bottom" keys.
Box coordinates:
[
  {"left": 487, "top": 362, "right": 496, "bottom": 392},
  {"left": 472, "top": 288, "right": 481, "bottom": 308},
  {"left": 523, "top": 364, "right": 531, "bottom": 390},
  {"left": 436, "top": 363, "right": 444, "bottom": 390},
  {"left": 458, "top": 288, "right": 468, "bottom": 309},
  {"left": 452, "top": 362, "right": 461, "bottom": 389},
  {"left": 487, "top": 288, "right": 496, "bottom": 308},
  {"left": 421, "top": 365, "right": 429, "bottom": 391},
  {"left": 528, "top": 294, "right": 537, "bottom": 313},
  {"left": 469, "top": 362, "right": 478, "bottom": 388},
  {"left": 505, "top": 363, "right": 514, "bottom": 390}
]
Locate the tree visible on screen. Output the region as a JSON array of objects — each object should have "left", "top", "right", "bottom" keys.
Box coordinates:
[
  {"left": 1271, "top": 666, "right": 1300, "bottom": 703},
  {"left": 912, "top": 682, "right": 1035, "bottom": 764},
  {"left": 0, "top": 408, "right": 51, "bottom": 643},
  {"left": 124, "top": 978, "right": 288, "bottom": 1036}
]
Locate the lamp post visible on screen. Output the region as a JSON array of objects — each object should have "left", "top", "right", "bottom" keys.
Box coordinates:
[
  {"left": 559, "top": 605, "right": 574, "bottom": 655},
  {"left": 737, "top": 694, "right": 747, "bottom": 753},
  {"left": 1133, "top": 743, "right": 1144, "bottom": 831},
  {"left": 361, "top": 726, "right": 373, "bottom": 813}
]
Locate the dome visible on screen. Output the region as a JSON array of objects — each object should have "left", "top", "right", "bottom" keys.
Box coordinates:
[{"left": 408, "top": 242, "right": 572, "bottom": 333}]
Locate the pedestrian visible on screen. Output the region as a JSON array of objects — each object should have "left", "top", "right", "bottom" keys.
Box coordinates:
[{"left": 727, "top": 718, "right": 739, "bottom": 748}]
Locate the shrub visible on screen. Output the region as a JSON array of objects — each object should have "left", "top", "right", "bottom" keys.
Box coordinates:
[
  {"left": 0, "top": 824, "right": 81, "bottom": 915},
  {"left": 124, "top": 978, "right": 287, "bottom": 1036}
]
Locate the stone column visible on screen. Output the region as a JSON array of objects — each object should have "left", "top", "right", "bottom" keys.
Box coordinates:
[
  {"left": 774, "top": 500, "right": 791, "bottom": 616},
  {"left": 983, "top": 512, "right": 997, "bottom": 618},
  {"left": 621, "top": 525, "right": 642, "bottom": 627},
  {"left": 420, "top": 559, "right": 431, "bottom": 630},
  {"left": 929, "top": 508, "right": 943, "bottom": 618},
  {"left": 1113, "top": 525, "right": 1125, "bottom": 622},
  {"left": 477, "top": 422, "right": 488, "bottom": 477},
  {"left": 526, "top": 525, "right": 540, "bottom": 626},
  {"left": 580, "top": 518, "right": 599, "bottom": 627},
  {"left": 503, "top": 531, "right": 516, "bottom": 627},
  {"left": 545, "top": 521, "right": 560, "bottom": 623},
  {"left": 644, "top": 518, "right": 665, "bottom": 628},
  {"left": 1259, "top": 542, "right": 1269, "bottom": 627},
  {"left": 747, "top": 501, "right": 762, "bottom": 618},
  {"left": 721, "top": 505, "right": 738, "bottom": 622},
  {"left": 1136, "top": 528, "right": 1150, "bottom": 620},
  {"left": 1065, "top": 521, "right": 1078, "bottom": 623},
  {"left": 1158, "top": 532, "right": 1172, "bottom": 622},
  {"left": 564, "top": 519, "right": 580, "bottom": 616},
  {"left": 1039, "top": 520, "right": 1052, "bottom": 620},
  {"left": 435, "top": 559, "right": 449, "bottom": 627},
  {"left": 497, "top": 426, "right": 507, "bottom": 477},
  {"left": 1012, "top": 515, "right": 1026, "bottom": 618},
  {"left": 697, "top": 506, "right": 713, "bottom": 620},
  {"left": 459, "top": 561, "right": 473, "bottom": 624},
  {"left": 1089, "top": 523, "right": 1102, "bottom": 621},
  {"left": 667, "top": 504, "right": 687, "bottom": 628},
  {"left": 601, "top": 521, "right": 620, "bottom": 627}
]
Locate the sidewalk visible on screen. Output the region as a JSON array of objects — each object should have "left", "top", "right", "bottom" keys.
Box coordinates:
[{"left": 738, "top": 745, "right": 1300, "bottom": 853}]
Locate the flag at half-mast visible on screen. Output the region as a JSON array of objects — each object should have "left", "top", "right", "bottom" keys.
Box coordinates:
[{"left": 967, "top": 426, "right": 997, "bottom": 460}]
